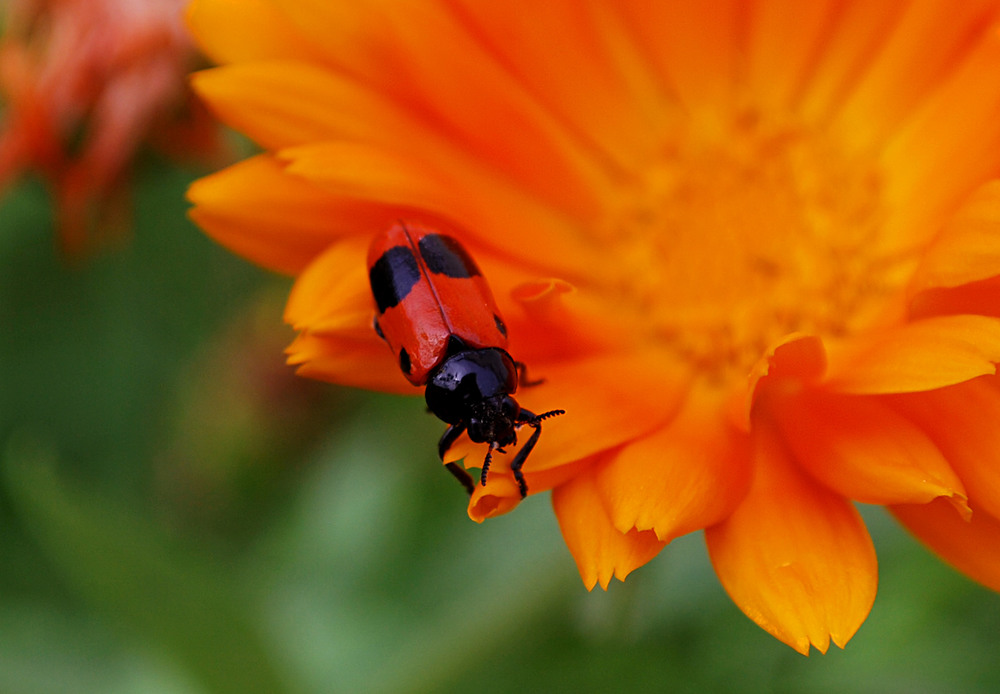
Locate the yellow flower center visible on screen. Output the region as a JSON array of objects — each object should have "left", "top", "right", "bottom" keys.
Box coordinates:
[{"left": 604, "top": 109, "right": 917, "bottom": 383}]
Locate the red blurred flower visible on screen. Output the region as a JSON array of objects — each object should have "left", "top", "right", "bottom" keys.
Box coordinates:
[{"left": 0, "top": 0, "right": 227, "bottom": 254}]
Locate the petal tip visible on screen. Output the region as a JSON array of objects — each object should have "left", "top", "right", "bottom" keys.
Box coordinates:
[{"left": 468, "top": 477, "right": 523, "bottom": 522}]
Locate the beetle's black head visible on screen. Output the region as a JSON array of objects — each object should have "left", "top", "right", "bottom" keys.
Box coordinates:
[
  {"left": 425, "top": 347, "right": 520, "bottom": 444},
  {"left": 466, "top": 393, "right": 520, "bottom": 446}
]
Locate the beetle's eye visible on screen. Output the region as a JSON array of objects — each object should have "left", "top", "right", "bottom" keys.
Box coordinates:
[
  {"left": 466, "top": 417, "right": 487, "bottom": 443},
  {"left": 501, "top": 396, "right": 519, "bottom": 421}
]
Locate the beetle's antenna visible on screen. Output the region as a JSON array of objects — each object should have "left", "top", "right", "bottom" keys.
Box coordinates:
[
  {"left": 531, "top": 409, "right": 565, "bottom": 424},
  {"left": 480, "top": 441, "right": 499, "bottom": 487}
]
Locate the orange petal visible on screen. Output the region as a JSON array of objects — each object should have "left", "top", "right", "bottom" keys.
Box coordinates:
[
  {"left": 283, "top": 240, "right": 412, "bottom": 393},
  {"left": 736, "top": 332, "right": 827, "bottom": 431},
  {"left": 468, "top": 458, "right": 595, "bottom": 523},
  {"left": 797, "top": 3, "right": 905, "bottom": 125},
  {"left": 596, "top": 384, "right": 751, "bottom": 543},
  {"left": 705, "top": 423, "right": 877, "bottom": 655},
  {"left": 444, "top": 349, "right": 691, "bottom": 474},
  {"left": 186, "top": 154, "right": 385, "bottom": 275},
  {"left": 744, "top": 1, "right": 840, "bottom": 112},
  {"left": 910, "top": 180, "right": 1000, "bottom": 293},
  {"left": 878, "top": 21, "right": 1000, "bottom": 251},
  {"left": 886, "top": 378, "right": 1000, "bottom": 521},
  {"left": 279, "top": 227, "right": 445, "bottom": 393},
  {"left": 271, "top": 1, "right": 615, "bottom": 223},
  {"left": 892, "top": 499, "right": 1000, "bottom": 593},
  {"left": 552, "top": 468, "right": 666, "bottom": 590},
  {"left": 285, "top": 331, "right": 413, "bottom": 394},
  {"left": 823, "top": 315, "right": 1000, "bottom": 394},
  {"left": 770, "top": 390, "right": 968, "bottom": 509},
  {"left": 834, "top": 4, "right": 1000, "bottom": 160},
  {"left": 191, "top": 61, "right": 428, "bottom": 151},
  {"left": 910, "top": 276, "right": 1000, "bottom": 320},
  {"left": 278, "top": 141, "right": 607, "bottom": 284},
  {"left": 616, "top": 0, "right": 741, "bottom": 119},
  {"left": 284, "top": 237, "right": 371, "bottom": 333},
  {"left": 186, "top": 0, "right": 321, "bottom": 65},
  {"left": 442, "top": 1, "right": 665, "bottom": 172},
  {"left": 505, "top": 279, "right": 628, "bottom": 363},
  {"left": 468, "top": 474, "right": 523, "bottom": 523}
]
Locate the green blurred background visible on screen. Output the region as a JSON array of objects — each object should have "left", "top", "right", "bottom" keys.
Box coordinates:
[{"left": 1, "top": 157, "right": 999, "bottom": 694}]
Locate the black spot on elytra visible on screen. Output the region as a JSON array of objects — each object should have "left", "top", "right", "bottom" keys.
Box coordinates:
[
  {"left": 370, "top": 246, "right": 420, "bottom": 313},
  {"left": 419, "top": 234, "right": 482, "bottom": 279}
]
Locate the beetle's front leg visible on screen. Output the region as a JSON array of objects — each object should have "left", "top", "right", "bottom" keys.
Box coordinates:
[
  {"left": 508, "top": 421, "right": 541, "bottom": 498},
  {"left": 508, "top": 408, "right": 565, "bottom": 498},
  {"left": 439, "top": 423, "right": 474, "bottom": 495}
]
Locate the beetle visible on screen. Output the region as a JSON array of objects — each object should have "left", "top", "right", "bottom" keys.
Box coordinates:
[{"left": 367, "top": 220, "right": 563, "bottom": 498}]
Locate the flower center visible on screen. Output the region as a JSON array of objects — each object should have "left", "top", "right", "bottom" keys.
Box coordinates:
[{"left": 603, "top": 109, "right": 915, "bottom": 383}]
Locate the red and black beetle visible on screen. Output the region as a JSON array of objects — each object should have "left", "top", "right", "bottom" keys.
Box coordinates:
[{"left": 367, "top": 221, "right": 563, "bottom": 497}]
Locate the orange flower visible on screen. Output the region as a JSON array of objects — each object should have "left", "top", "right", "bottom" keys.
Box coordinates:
[
  {"left": 0, "top": 0, "right": 227, "bottom": 255},
  {"left": 185, "top": 1, "right": 1000, "bottom": 653}
]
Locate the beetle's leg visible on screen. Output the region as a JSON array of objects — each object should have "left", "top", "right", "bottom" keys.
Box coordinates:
[
  {"left": 438, "top": 422, "right": 466, "bottom": 459},
  {"left": 508, "top": 408, "right": 566, "bottom": 498},
  {"left": 515, "top": 361, "right": 544, "bottom": 387},
  {"left": 445, "top": 462, "right": 475, "bottom": 495},
  {"left": 439, "top": 423, "right": 474, "bottom": 495},
  {"left": 508, "top": 422, "right": 540, "bottom": 498}
]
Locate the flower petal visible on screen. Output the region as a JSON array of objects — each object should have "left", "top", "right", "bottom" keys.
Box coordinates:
[
  {"left": 468, "top": 474, "right": 523, "bottom": 523},
  {"left": 285, "top": 331, "right": 411, "bottom": 394},
  {"left": 893, "top": 499, "right": 1000, "bottom": 593},
  {"left": 278, "top": 0, "right": 615, "bottom": 221},
  {"left": 797, "top": 2, "right": 905, "bottom": 124},
  {"left": 911, "top": 276, "right": 1000, "bottom": 320},
  {"left": 282, "top": 238, "right": 415, "bottom": 392},
  {"left": 552, "top": 468, "right": 666, "bottom": 590},
  {"left": 506, "top": 279, "right": 639, "bottom": 364},
  {"left": 878, "top": 21, "right": 1000, "bottom": 251},
  {"left": 284, "top": 237, "right": 371, "bottom": 333},
  {"left": 834, "top": 3, "right": 1000, "bottom": 157},
  {"left": 187, "top": 154, "right": 380, "bottom": 275},
  {"left": 771, "top": 390, "right": 968, "bottom": 509},
  {"left": 278, "top": 141, "right": 607, "bottom": 284},
  {"left": 444, "top": 349, "right": 690, "bottom": 474},
  {"left": 186, "top": 0, "right": 321, "bottom": 65},
  {"left": 596, "top": 385, "right": 751, "bottom": 543},
  {"left": 886, "top": 378, "right": 1000, "bottom": 521},
  {"left": 736, "top": 332, "right": 827, "bottom": 431},
  {"left": 444, "top": 1, "right": 666, "bottom": 171},
  {"left": 705, "top": 423, "right": 877, "bottom": 655},
  {"left": 467, "top": 458, "right": 588, "bottom": 523},
  {"left": 745, "top": 1, "right": 841, "bottom": 112},
  {"left": 910, "top": 180, "right": 1000, "bottom": 293},
  {"left": 823, "top": 315, "right": 1000, "bottom": 394},
  {"left": 616, "top": 0, "right": 741, "bottom": 118},
  {"left": 191, "top": 61, "right": 425, "bottom": 151}
]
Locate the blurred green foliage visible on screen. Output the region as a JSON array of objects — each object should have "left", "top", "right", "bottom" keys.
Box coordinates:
[{"left": 1, "top": 159, "right": 999, "bottom": 694}]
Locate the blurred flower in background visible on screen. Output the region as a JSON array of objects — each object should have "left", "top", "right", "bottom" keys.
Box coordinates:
[
  {"left": 185, "top": 0, "right": 1000, "bottom": 655},
  {"left": 0, "top": 0, "right": 228, "bottom": 255}
]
